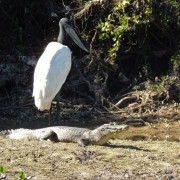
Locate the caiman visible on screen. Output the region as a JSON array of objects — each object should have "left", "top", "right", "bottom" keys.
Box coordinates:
[{"left": 0, "top": 122, "right": 129, "bottom": 146}]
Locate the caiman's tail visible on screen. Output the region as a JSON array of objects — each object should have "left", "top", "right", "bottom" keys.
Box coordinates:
[
  {"left": 0, "top": 130, "right": 11, "bottom": 138},
  {"left": 0, "top": 129, "right": 38, "bottom": 140}
]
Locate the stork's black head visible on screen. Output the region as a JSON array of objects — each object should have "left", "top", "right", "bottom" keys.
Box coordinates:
[{"left": 58, "top": 18, "right": 89, "bottom": 52}]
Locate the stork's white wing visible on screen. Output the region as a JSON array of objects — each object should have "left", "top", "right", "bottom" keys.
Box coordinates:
[{"left": 33, "top": 42, "right": 72, "bottom": 110}]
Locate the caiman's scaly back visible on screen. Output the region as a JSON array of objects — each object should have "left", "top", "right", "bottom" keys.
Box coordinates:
[{"left": 0, "top": 123, "right": 129, "bottom": 146}]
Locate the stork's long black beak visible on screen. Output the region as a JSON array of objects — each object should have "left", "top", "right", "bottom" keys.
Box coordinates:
[{"left": 64, "top": 23, "right": 89, "bottom": 53}]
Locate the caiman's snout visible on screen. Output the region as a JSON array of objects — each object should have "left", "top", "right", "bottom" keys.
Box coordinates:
[
  {"left": 110, "top": 125, "right": 129, "bottom": 132},
  {"left": 117, "top": 124, "right": 129, "bottom": 130},
  {"left": 100, "top": 122, "right": 129, "bottom": 133}
]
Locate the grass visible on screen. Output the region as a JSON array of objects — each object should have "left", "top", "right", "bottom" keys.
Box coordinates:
[{"left": 0, "top": 138, "right": 179, "bottom": 180}]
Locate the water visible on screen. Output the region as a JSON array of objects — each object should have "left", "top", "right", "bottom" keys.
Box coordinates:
[{"left": 118, "top": 121, "right": 180, "bottom": 142}]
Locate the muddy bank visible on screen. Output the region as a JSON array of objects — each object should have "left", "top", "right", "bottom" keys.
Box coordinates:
[
  {"left": 0, "top": 138, "right": 179, "bottom": 180},
  {"left": 119, "top": 121, "right": 180, "bottom": 142}
]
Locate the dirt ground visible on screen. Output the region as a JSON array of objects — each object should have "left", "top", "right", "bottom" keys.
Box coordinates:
[
  {"left": 0, "top": 137, "right": 179, "bottom": 180},
  {"left": 0, "top": 106, "right": 180, "bottom": 180},
  {"left": 0, "top": 84, "right": 179, "bottom": 179}
]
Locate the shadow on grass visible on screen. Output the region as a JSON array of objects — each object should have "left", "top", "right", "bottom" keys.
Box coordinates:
[{"left": 104, "top": 143, "right": 151, "bottom": 152}]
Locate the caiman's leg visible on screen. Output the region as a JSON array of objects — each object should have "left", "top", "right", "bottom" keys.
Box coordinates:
[
  {"left": 41, "top": 129, "right": 59, "bottom": 142},
  {"left": 77, "top": 138, "right": 90, "bottom": 146}
]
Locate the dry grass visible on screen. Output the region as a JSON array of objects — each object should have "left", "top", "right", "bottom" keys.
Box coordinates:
[{"left": 0, "top": 138, "right": 179, "bottom": 180}]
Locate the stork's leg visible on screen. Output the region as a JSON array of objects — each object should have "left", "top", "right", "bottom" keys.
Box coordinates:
[
  {"left": 56, "top": 92, "right": 61, "bottom": 124},
  {"left": 49, "top": 105, "right": 52, "bottom": 126}
]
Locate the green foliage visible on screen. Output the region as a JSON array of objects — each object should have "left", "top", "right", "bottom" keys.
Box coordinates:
[
  {"left": 0, "top": 165, "right": 8, "bottom": 174},
  {"left": 18, "top": 171, "right": 26, "bottom": 180},
  {"left": 171, "top": 53, "right": 180, "bottom": 74},
  {"left": 0, "top": 165, "right": 27, "bottom": 180},
  {"left": 98, "top": 0, "right": 180, "bottom": 64},
  {"left": 150, "top": 75, "right": 169, "bottom": 91},
  {"left": 98, "top": 0, "right": 153, "bottom": 60}
]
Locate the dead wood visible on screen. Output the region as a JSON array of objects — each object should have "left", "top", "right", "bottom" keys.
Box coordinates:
[
  {"left": 124, "top": 118, "right": 147, "bottom": 126},
  {"left": 74, "top": 0, "right": 108, "bottom": 19},
  {"left": 114, "top": 95, "right": 138, "bottom": 109}
]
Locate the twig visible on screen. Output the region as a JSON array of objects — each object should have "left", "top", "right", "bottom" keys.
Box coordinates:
[
  {"left": 113, "top": 96, "right": 138, "bottom": 109},
  {"left": 88, "top": 30, "right": 97, "bottom": 68},
  {"left": 74, "top": 0, "right": 104, "bottom": 19}
]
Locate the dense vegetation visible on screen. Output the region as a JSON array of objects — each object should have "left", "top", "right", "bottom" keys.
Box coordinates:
[
  {"left": 0, "top": 0, "right": 179, "bottom": 108},
  {"left": 0, "top": 2, "right": 179, "bottom": 178}
]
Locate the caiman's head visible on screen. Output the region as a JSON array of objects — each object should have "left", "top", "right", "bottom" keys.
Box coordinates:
[
  {"left": 97, "top": 122, "right": 129, "bottom": 135},
  {"left": 91, "top": 122, "right": 129, "bottom": 145}
]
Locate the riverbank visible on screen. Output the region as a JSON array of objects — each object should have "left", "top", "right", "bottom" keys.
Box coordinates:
[{"left": 0, "top": 138, "right": 179, "bottom": 180}]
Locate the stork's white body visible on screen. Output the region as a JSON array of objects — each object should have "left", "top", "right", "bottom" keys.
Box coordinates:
[{"left": 33, "top": 42, "right": 72, "bottom": 110}]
